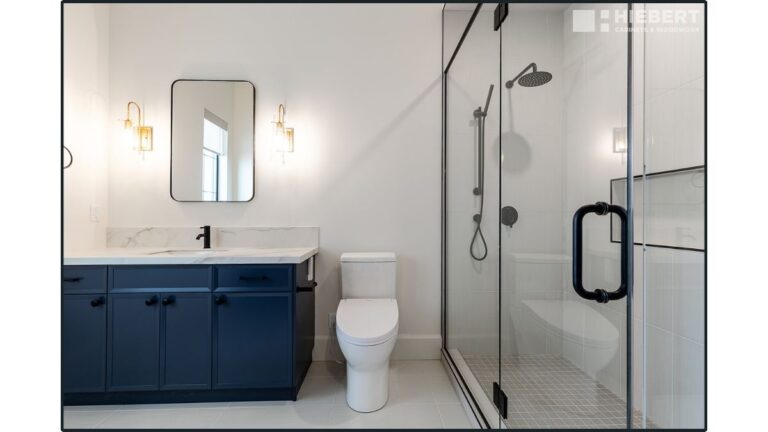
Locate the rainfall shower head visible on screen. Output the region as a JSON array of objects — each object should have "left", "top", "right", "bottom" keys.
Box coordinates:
[
  {"left": 517, "top": 70, "right": 552, "bottom": 87},
  {"left": 505, "top": 63, "right": 552, "bottom": 88}
]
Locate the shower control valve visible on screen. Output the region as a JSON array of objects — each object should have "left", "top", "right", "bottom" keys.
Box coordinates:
[{"left": 473, "top": 214, "right": 482, "bottom": 223}]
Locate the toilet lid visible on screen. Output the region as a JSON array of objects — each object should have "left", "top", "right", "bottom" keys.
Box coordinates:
[{"left": 337, "top": 299, "right": 398, "bottom": 346}]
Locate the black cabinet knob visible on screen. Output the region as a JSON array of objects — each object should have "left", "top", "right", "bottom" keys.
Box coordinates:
[
  {"left": 162, "top": 296, "right": 176, "bottom": 306},
  {"left": 64, "top": 277, "right": 83, "bottom": 283},
  {"left": 145, "top": 295, "right": 158, "bottom": 306},
  {"left": 214, "top": 295, "right": 227, "bottom": 305},
  {"left": 90, "top": 296, "right": 105, "bottom": 307}
]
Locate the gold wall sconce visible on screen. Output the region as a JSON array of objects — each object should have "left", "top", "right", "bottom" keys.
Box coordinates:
[
  {"left": 121, "top": 101, "right": 153, "bottom": 152},
  {"left": 273, "top": 104, "right": 294, "bottom": 153},
  {"left": 613, "top": 127, "right": 627, "bottom": 153}
]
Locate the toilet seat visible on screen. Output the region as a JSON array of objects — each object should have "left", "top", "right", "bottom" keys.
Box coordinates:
[{"left": 337, "top": 299, "right": 398, "bottom": 346}]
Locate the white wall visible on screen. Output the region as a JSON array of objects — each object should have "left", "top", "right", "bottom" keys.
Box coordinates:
[
  {"left": 101, "top": 4, "right": 442, "bottom": 359},
  {"left": 63, "top": 4, "right": 110, "bottom": 254}
]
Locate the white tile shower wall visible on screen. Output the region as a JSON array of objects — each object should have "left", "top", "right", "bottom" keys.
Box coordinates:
[
  {"left": 106, "top": 226, "right": 319, "bottom": 249},
  {"left": 100, "top": 4, "right": 442, "bottom": 360},
  {"left": 64, "top": 4, "right": 110, "bottom": 254}
]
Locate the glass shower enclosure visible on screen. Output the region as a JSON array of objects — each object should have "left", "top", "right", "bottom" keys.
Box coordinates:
[{"left": 442, "top": 3, "right": 705, "bottom": 429}]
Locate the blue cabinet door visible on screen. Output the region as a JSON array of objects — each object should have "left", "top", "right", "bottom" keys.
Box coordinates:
[
  {"left": 63, "top": 294, "right": 107, "bottom": 393},
  {"left": 108, "top": 293, "right": 161, "bottom": 391},
  {"left": 213, "top": 292, "right": 293, "bottom": 389},
  {"left": 161, "top": 293, "right": 212, "bottom": 390}
]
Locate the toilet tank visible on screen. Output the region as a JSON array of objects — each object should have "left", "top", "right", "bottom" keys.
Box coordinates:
[{"left": 340, "top": 252, "right": 397, "bottom": 299}]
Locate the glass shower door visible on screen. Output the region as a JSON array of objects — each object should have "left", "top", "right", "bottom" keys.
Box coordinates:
[
  {"left": 498, "top": 3, "right": 636, "bottom": 428},
  {"left": 443, "top": 3, "right": 502, "bottom": 427}
]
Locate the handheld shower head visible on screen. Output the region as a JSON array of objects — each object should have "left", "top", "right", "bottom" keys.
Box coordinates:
[
  {"left": 474, "top": 84, "right": 495, "bottom": 118},
  {"left": 505, "top": 63, "right": 553, "bottom": 88}
]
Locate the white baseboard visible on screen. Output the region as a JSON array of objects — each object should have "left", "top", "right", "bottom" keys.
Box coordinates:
[{"left": 313, "top": 334, "right": 442, "bottom": 361}]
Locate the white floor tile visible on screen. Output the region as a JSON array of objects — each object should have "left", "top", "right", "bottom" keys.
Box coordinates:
[
  {"left": 392, "top": 372, "right": 461, "bottom": 405},
  {"left": 295, "top": 375, "right": 346, "bottom": 406},
  {"left": 97, "top": 407, "right": 225, "bottom": 429},
  {"left": 62, "top": 410, "right": 112, "bottom": 429},
  {"left": 218, "top": 405, "right": 336, "bottom": 429},
  {"left": 437, "top": 403, "right": 473, "bottom": 429},
  {"left": 331, "top": 403, "right": 445, "bottom": 429},
  {"left": 62, "top": 361, "right": 473, "bottom": 429},
  {"left": 390, "top": 359, "right": 447, "bottom": 377}
]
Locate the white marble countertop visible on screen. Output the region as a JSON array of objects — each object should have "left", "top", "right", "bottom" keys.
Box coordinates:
[{"left": 64, "top": 247, "right": 318, "bottom": 266}]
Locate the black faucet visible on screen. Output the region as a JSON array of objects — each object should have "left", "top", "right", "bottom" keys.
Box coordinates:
[{"left": 196, "top": 226, "right": 211, "bottom": 249}]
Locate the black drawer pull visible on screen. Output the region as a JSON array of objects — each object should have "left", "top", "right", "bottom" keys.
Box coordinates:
[
  {"left": 63, "top": 277, "right": 83, "bottom": 283},
  {"left": 214, "top": 295, "right": 227, "bottom": 305},
  {"left": 145, "top": 295, "right": 158, "bottom": 306},
  {"left": 239, "top": 275, "right": 271, "bottom": 283},
  {"left": 90, "top": 296, "right": 105, "bottom": 307},
  {"left": 297, "top": 281, "right": 318, "bottom": 292},
  {"left": 162, "top": 295, "right": 176, "bottom": 306}
]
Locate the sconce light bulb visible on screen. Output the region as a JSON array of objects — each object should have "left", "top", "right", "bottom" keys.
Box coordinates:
[
  {"left": 273, "top": 104, "right": 294, "bottom": 153},
  {"left": 613, "top": 127, "right": 627, "bottom": 154}
]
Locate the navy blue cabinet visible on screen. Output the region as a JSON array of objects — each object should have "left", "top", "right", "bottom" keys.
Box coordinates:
[
  {"left": 108, "top": 293, "right": 161, "bottom": 391},
  {"left": 63, "top": 294, "right": 107, "bottom": 393},
  {"left": 213, "top": 292, "right": 293, "bottom": 389},
  {"left": 161, "top": 293, "right": 211, "bottom": 390},
  {"left": 64, "top": 260, "right": 315, "bottom": 405}
]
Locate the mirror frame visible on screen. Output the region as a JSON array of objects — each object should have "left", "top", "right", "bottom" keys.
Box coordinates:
[{"left": 170, "top": 78, "right": 256, "bottom": 202}]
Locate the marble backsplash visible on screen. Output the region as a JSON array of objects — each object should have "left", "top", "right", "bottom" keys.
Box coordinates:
[{"left": 106, "top": 226, "right": 319, "bottom": 249}]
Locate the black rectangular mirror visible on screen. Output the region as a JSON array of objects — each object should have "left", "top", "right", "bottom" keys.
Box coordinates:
[{"left": 171, "top": 79, "right": 255, "bottom": 202}]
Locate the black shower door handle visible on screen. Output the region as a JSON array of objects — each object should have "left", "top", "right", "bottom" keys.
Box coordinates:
[{"left": 572, "top": 201, "right": 628, "bottom": 303}]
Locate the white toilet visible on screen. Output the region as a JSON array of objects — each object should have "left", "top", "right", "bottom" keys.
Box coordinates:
[{"left": 336, "top": 252, "right": 399, "bottom": 412}]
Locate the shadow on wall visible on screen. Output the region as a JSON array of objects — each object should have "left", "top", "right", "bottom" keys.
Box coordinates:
[
  {"left": 321, "top": 76, "right": 442, "bottom": 196},
  {"left": 491, "top": 88, "right": 532, "bottom": 174}
]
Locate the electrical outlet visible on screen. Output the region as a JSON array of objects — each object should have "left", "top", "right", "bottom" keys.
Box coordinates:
[{"left": 328, "top": 312, "right": 336, "bottom": 330}]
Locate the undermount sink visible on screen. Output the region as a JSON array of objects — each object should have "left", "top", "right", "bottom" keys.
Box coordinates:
[{"left": 149, "top": 249, "right": 227, "bottom": 256}]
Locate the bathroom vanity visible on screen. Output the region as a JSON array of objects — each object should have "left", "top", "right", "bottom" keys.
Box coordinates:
[{"left": 62, "top": 247, "right": 317, "bottom": 405}]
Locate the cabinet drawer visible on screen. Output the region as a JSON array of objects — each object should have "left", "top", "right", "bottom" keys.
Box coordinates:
[
  {"left": 63, "top": 266, "right": 107, "bottom": 294},
  {"left": 215, "top": 265, "right": 293, "bottom": 292},
  {"left": 111, "top": 266, "right": 212, "bottom": 293}
]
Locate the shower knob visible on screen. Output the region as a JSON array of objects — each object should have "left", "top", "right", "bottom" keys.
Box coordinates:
[
  {"left": 473, "top": 214, "right": 482, "bottom": 223},
  {"left": 501, "top": 206, "right": 519, "bottom": 227}
]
